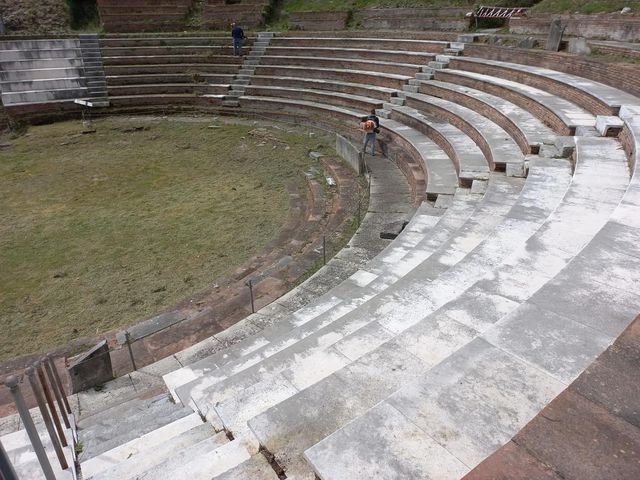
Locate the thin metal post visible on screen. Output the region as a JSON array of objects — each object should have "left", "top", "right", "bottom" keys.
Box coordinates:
[
  {"left": 125, "top": 331, "right": 137, "bottom": 371},
  {"left": 0, "top": 438, "right": 19, "bottom": 480},
  {"left": 35, "top": 362, "right": 67, "bottom": 447},
  {"left": 322, "top": 235, "right": 327, "bottom": 265},
  {"left": 46, "top": 355, "right": 72, "bottom": 414},
  {"left": 26, "top": 367, "right": 68, "bottom": 471},
  {"left": 248, "top": 279, "right": 255, "bottom": 313},
  {"left": 5, "top": 375, "right": 56, "bottom": 480},
  {"left": 43, "top": 357, "right": 70, "bottom": 429}
]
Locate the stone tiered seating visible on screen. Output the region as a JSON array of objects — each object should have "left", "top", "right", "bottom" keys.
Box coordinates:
[
  {"left": 97, "top": 0, "right": 194, "bottom": 33},
  {"left": 0, "top": 39, "right": 90, "bottom": 120},
  {"left": 203, "top": 0, "right": 271, "bottom": 29},
  {"left": 435, "top": 68, "right": 597, "bottom": 136},
  {"left": 153, "top": 35, "right": 639, "bottom": 479},
  {"left": 100, "top": 36, "right": 245, "bottom": 110},
  {"left": 2, "top": 411, "right": 77, "bottom": 479},
  {"left": 4, "top": 31, "right": 640, "bottom": 480},
  {"left": 304, "top": 132, "right": 638, "bottom": 480}
]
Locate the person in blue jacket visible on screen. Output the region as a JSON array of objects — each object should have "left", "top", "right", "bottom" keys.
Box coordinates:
[{"left": 231, "top": 23, "right": 245, "bottom": 57}]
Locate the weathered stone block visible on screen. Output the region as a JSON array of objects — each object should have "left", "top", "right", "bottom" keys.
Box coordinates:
[{"left": 68, "top": 340, "right": 113, "bottom": 393}]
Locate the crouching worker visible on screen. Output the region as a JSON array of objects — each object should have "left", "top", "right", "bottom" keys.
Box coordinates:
[{"left": 360, "top": 109, "right": 380, "bottom": 156}]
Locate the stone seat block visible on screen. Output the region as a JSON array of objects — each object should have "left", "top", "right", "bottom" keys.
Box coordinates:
[
  {"left": 436, "top": 68, "right": 595, "bottom": 136},
  {"left": 450, "top": 56, "right": 640, "bottom": 116},
  {"left": 419, "top": 79, "right": 556, "bottom": 155},
  {"left": 259, "top": 55, "right": 423, "bottom": 77},
  {"left": 252, "top": 65, "right": 410, "bottom": 90},
  {"left": 596, "top": 115, "right": 625, "bottom": 137}
]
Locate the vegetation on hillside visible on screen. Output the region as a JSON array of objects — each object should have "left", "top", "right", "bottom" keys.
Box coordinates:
[
  {"left": 532, "top": 0, "right": 639, "bottom": 14},
  {"left": 0, "top": 0, "right": 70, "bottom": 34},
  {"left": 281, "top": 0, "right": 540, "bottom": 14}
]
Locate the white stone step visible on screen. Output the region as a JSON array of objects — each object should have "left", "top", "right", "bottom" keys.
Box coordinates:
[
  {"left": 213, "top": 453, "right": 279, "bottom": 480},
  {"left": 245, "top": 153, "right": 599, "bottom": 476},
  {"left": 135, "top": 434, "right": 254, "bottom": 480},
  {"left": 441, "top": 69, "right": 596, "bottom": 132},
  {"left": 168, "top": 185, "right": 480, "bottom": 404},
  {"left": 402, "top": 91, "right": 525, "bottom": 170},
  {"left": 421, "top": 79, "right": 556, "bottom": 152},
  {"left": 81, "top": 413, "right": 205, "bottom": 478},
  {"left": 88, "top": 427, "right": 225, "bottom": 480}
]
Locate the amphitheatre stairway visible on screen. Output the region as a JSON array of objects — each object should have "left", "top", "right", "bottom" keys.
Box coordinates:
[{"left": 2, "top": 31, "right": 640, "bottom": 480}]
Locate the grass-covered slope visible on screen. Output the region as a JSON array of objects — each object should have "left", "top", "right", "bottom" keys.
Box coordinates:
[
  {"left": 532, "top": 0, "right": 639, "bottom": 14},
  {"left": 281, "top": 0, "right": 541, "bottom": 14},
  {"left": 0, "top": 117, "right": 332, "bottom": 361},
  {"left": 0, "top": 0, "right": 70, "bottom": 34}
]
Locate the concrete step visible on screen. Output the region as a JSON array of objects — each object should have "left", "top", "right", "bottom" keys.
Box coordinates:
[
  {"left": 438, "top": 69, "right": 596, "bottom": 134},
  {"left": 415, "top": 72, "right": 433, "bottom": 80},
  {"left": 167, "top": 182, "right": 480, "bottom": 404},
  {"left": 81, "top": 413, "right": 206, "bottom": 478},
  {"left": 402, "top": 85, "right": 418, "bottom": 93},
  {"left": 78, "top": 394, "right": 193, "bottom": 461},
  {"left": 135, "top": 434, "right": 254, "bottom": 480},
  {"left": 419, "top": 79, "right": 556, "bottom": 152},
  {"left": 401, "top": 91, "right": 525, "bottom": 171},
  {"left": 209, "top": 178, "right": 530, "bottom": 438},
  {"left": 87, "top": 426, "right": 225, "bottom": 480},
  {"left": 428, "top": 61, "right": 448, "bottom": 69},
  {"left": 392, "top": 105, "right": 490, "bottom": 180},
  {"left": 214, "top": 454, "right": 279, "bottom": 480},
  {"left": 248, "top": 147, "right": 622, "bottom": 477}
]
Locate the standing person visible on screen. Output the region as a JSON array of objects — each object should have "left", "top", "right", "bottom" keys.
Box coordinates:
[
  {"left": 360, "top": 109, "right": 380, "bottom": 156},
  {"left": 231, "top": 22, "right": 245, "bottom": 57}
]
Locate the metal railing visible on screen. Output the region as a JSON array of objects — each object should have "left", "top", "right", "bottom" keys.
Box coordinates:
[{"left": 3, "top": 355, "right": 75, "bottom": 480}]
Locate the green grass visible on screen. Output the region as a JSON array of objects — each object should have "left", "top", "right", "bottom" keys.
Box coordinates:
[
  {"left": 280, "top": 0, "right": 541, "bottom": 14},
  {"left": 280, "top": 0, "right": 635, "bottom": 14},
  {"left": 532, "top": 0, "right": 639, "bottom": 13},
  {"left": 0, "top": 117, "right": 331, "bottom": 361}
]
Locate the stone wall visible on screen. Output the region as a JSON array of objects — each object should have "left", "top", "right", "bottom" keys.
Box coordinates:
[
  {"left": 336, "top": 133, "right": 364, "bottom": 174},
  {"left": 464, "top": 43, "right": 640, "bottom": 99},
  {"left": 357, "top": 7, "right": 468, "bottom": 31},
  {"left": 289, "top": 11, "right": 349, "bottom": 31},
  {"left": 96, "top": 0, "right": 194, "bottom": 32},
  {"left": 509, "top": 13, "right": 640, "bottom": 42}
]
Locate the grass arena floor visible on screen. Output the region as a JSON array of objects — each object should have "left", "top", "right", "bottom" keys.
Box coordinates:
[{"left": 0, "top": 116, "right": 333, "bottom": 362}]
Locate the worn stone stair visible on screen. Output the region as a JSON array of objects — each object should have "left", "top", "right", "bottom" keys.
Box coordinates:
[
  {"left": 223, "top": 32, "right": 273, "bottom": 107},
  {"left": 78, "top": 34, "right": 109, "bottom": 107}
]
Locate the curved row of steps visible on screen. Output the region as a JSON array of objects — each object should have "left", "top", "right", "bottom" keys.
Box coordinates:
[
  {"left": 4, "top": 32, "right": 640, "bottom": 480},
  {"left": 159, "top": 37, "right": 640, "bottom": 479}
]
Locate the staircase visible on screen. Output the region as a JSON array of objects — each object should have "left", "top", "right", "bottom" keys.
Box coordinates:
[
  {"left": 223, "top": 32, "right": 273, "bottom": 108},
  {"left": 78, "top": 34, "right": 109, "bottom": 107}
]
